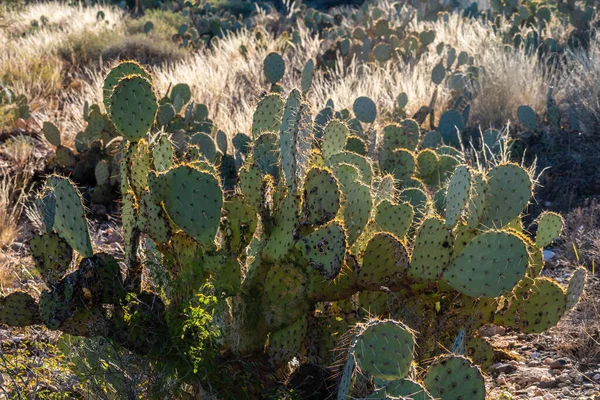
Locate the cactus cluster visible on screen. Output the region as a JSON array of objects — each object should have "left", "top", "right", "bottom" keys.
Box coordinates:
[{"left": 0, "top": 56, "right": 588, "bottom": 398}]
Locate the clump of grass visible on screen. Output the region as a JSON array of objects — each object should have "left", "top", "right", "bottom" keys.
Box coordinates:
[
  {"left": 0, "top": 135, "right": 35, "bottom": 170},
  {"left": 101, "top": 34, "right": 188, "bottom": 66},
  {"left": 0, "top": 168, "right": 26, "bottom": 250}
]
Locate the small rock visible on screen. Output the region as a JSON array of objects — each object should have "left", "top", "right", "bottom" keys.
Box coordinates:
[
  {"left": 480, "top": 325, "right": 506, "bottom": 337},
  {"left": 496, "top": 374, "right": 508, "bottom": 385},
  {"left": 530, "top": 351, "right": 541, "bottom": 359},
  {"left": 543, "top": 249, "right": 556, "bottom": 261},
  {"left": 544, "top": 358, "right": 553, "bottom": 365},
  {"left": 537, "top": 380, "right": 560, "bottom": 389},
  {"left": 558, "top": 382, "right": 570, "bottom": 388},
  {"left": 493, "top": 363, "right": 518, "bottom": 374},
  {"left": 593, "top": 374, "right": 600, "bottom": 381},
  {"left": 575, "top": 375, "right": 584, "bottom": 384},
  {"left": 549, "top": 359, "right": 568, "bottom": 369}
]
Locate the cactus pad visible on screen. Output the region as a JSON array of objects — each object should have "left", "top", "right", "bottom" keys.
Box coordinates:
[
  {"left": 423, "top": 355, "right": 485, "bottom": 400},
  {"left": 445, "top": 165, "right": 470, "bottom": 227},
  {"left": 374, "top": 200, "right": 413, "bottom": 240},
  {"left": 263, "top": 191, "right": 299, "bottom": 261},
  {"left": 327, "top": 151, "right": 373, "bottom": 185},
  {"left": 301, "top": 59, "right": 315, "bottom": 95},
  {"left": 48, "top": 176, "right": 93, "bottom": 258},
  {"left": 268, "top": 316, "right": 307, "bottom": 366},
  {"left": 103, "top": 61, "right": 151, "bottom": 112},
  {"left": 152, "top": 133, "right": 173, "bottom": 172},
  {"left": 566, "top": 266, "right": 587, "bottom": 311},
  {"left": 263, "top": 52, "right": 285, "bottom": 84},
  {"left": 0, "top": 292, "right": 41, "bottom": 327},
  {"left": 109, "top": 75, "right": 157, "bottom": 142},
  {"left": 368, "top": 379, "right": 433, "bottom": 400},
  {"left": 30, "top": 233, "right": 73, "bottom": 285},
  {"left": 297, "top": 221, "right": 346, "bottom": 279},
  {"left": 343, "top": 181, "right": 372, "bottom": 245},
  {"left": 43, "top": 121, "right": 61, "bottom": 147},
  {"left": 253, "top": 132, "right": 280, "bottom": 179},
  {"left": 353, "top": 96, "right": 377, "bottom": 124},
  {"left": 535, "top": 211, "right": 563, "bottom": 248},
  {"left": 190, "top": 132, "right": 218, "bottom": 163},
  {"left": 495, "top": 277, "right": 566, "bottom": 333},
  {"left": 354, "top": 320, "right": 414, "bottom": 380},
  {"left": 322, "top": 120, "right": 349, "bottom": 159},
  {"left": 153, "top": 165, "right": 223, "bottom": 246},
  {"left": 482, "top": 164, "right": 532, "bottom": 228},
  {"left": 358, "top": 233, "right": 410, "bottom": 290},
  {"left": 301, "top": 167, "right": 340, "bottom": 226},
  {"left": 252, "top": 93, "right": 284, "bottom": 138},
  {"left": 416, "top": 149, "right": 439, "bottom": 177},
  {"left": 517, "top": 105, "right": 537, "bottom": 130},
  {"left": 262, "top": 264, "right": 308, "bottom": 330},
  {"left": 381, "top": 148, "right": 415, "bottom": 183},
  {"left": 409, "top": 217, "right": 453, "bottom": 281},
  {"left": 444, "top": 231, "right": 528, "bottom": 298},
  {"left": 465, "top": 337, "right": 494, "bottom": 370}
]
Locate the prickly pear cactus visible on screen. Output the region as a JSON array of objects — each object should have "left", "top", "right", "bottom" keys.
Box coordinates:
[{"left": 12, "top": 60, "right": 585, "bottom": 399}]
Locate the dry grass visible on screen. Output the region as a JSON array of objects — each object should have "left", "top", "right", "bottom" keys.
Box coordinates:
[{"left": 0, "top": 169, "right": 26, "bottom": 251}]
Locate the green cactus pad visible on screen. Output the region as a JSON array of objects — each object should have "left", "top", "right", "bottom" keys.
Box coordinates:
[
  {"left": 239, "top": 162, "right": 263, "bottom": 211},
  {"left": 30, "top": 233, "right": 73, "bottom": 285},
  {"left": 262, "top": 264, "right": 308, "bottom": 330},
  {"left": 452, "top": 223, "right": 477, "bottom": 256},
  {"left": 465, "top": 172, "right": 486, "bottom": 229},
  {"left": 157, "top": 103, "right": 176, "bottom": 126},
  {"left": 535, "top": 211, "right": 563, "bottom": 248},
  {"left": 444, "top": 231, "right": 528, "bottom": 298},
  {"left": 495, "top": 277, "right": 566, "bottom": 333},
  {"left": 204, "top": 252, "right": 241, "bottom": 296},
  {"left": 139, "top": 190, "right": 170, "bottom": 245},
  {"left": 152, "top": 133, "right": 173, "bottom": 172},
  {"left": 263, "top": 191, "right": 299, "bottom": 261},
  {"left": 322, "top": 120, "right": 349, "bottom": 159},
  {"left": 252, "top": 93, "right": 284, "bottom": 138},
  {"left": 374, "top": 200, "right": 413, "bottom": 240},
  {"left": 223, "top": 196, "right": 258, "bottom": 254},
  {"left": 482, "top": 164, "right": 532, "bottom": 229},
  {"left": 154, "top": 165, "right": 223, "bottom": 246},
  {"left": 382, "top": 123, "right": 419, "bottom": 154},
  {"left": 345, "top": 135, "right": 367, "bottom": 155},
  {"left": 445, "top": 165, "right": 471, "bottom": 227},
  {"left": 190, "top": 132, "right": 218, "bottom": 163},
  {"left": 358, "top": 233, "right": 410, "bottom": 290},
  {"left": 297, "top": 221, "right": 346, "bottom": 279},
  {"left": 354, "top": 320, "right": 414, "bottom": 380},
  {"left": 332, "top": 163, "right": 361, "bottom": 189},
  {"left": 465, "top": 337, "right": 495, "bottom": 370},
  {"left": 216, "top": 130, "right": 228, "bottom": 154},
  {"left": 432, "top": 62, "right": 446, "bottom": 85},
  {"left": 368, "top": 379, "right": 433, "bottom": 400},
  {"left": 301, "top": 167, "right": 340, "bottom": 226},
  {"left": 517, "top": 105, "right": 537, "bottom": 130},
  {"left": 263, "top": 52, "right": 285, "bottom": 84},
  {"left": 566, "top": 266, "right": 587, "bottom": 311},
  {"left": 381, "top": 148, "right": 415, "bottom": 183},
  {"left": 409, "top": 217, "right": 453, "bottom": 281},
  {"left": 43, "top": 121, "right": 61, "bottom": 147},
  {"left": 103, "top": 61, "right": 151, "bottom": 112},
  {"left": 48, "top": 176, "right": 93, "bottom": 258},
  {"left": 398, "top": 188, "right": 429, "bottom": 218},
  {"left": 253, "top": 132, "right": 280, "bottom": 179},
  {"left": 170, "top": 83, "right": 191, "bottom": 113},
  {"left": 268, "top": 316, "right": 307, "bottom": 367},
  {"left": 37, "top": 188, "right": 56, "bottom": 234},
  {"left": 421, "top": 130, "right": 443, "bottom": 149},
  {"left": 438, "top": 110, "right": 464, "bottom": 147},
  {"left": 343, "top": 181, "right": 372, "bottom": 245},
  {"left": 0, "top": 292, "right": 41, "bottom": 327},
  {"left": 55, "top": 146, "right": 76, "bottom": 168},
  {"left": 416, "top": 149, "right": 439, "bottom": 177},
  {"left": 353, "top": 96, "right": 377, "bottom": 124},
  {"left": 373, "top": 43, "right": 393, "bottom": 62},
  {"left": 233, "top": 132, "right": 252, "bottom": 156},
  {"left": 109, "top": 75, "right": 157, "bottom": 142},
  {"left": 301, "top": 59, "right": 315, "bottom": 95},
  {"left": 423, "top": 355, "right": 485, "bottom": 400},
  {"left": 125, "top": 139, "right": 152, "bottom": 197},
  {"left": 327, "top": 151, "right": 373, "bottom": 185},
  {"left": 94, "top": 160, "right": 110, "bottom": 186}
]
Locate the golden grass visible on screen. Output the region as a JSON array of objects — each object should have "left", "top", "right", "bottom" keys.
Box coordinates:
[{"left": 0, "top": 169, "right": 26, "bottom": 250}]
